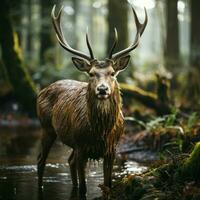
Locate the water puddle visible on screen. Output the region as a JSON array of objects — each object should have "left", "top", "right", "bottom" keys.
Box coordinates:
[{"left": 0, "top": 127, "right": 147, "bottom": 200}]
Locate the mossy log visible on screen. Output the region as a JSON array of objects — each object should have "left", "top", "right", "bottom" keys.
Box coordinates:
[
  {"left": 0, "top": 0, "right": 37, "bottom": 115},
  {"left": 120, "top": 83, "right": 172, "bottom": 115},
  {"left": 181, "top": 142, "right": 200, "bottom": 183},
  {"left": 111, "top": 143, "right": 200, "bottom": 200}
]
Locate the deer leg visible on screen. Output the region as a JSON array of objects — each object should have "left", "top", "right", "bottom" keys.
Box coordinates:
[
  {"left": 77, "top": 152, "right": 87, "bottom": 197},
  {"left": 68, "top": 150, "right": 78, "bottom": 187},
  {"left": 103, "top": 153, "right": 115, "bottom": 188},
  {"left": 37, "top": 129, "right": 57, "bottom": 188}
]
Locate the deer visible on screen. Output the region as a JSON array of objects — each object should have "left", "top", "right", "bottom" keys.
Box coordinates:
[{"left": 37, "top": 4, "right": 147, "bottom": 198}]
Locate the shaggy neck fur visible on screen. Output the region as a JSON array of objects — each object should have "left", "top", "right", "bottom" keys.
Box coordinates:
[{"left": 86, "top": 82, "right": 122, "bottom": 137}]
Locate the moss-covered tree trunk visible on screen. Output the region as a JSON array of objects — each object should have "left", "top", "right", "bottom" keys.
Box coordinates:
[
  {"left": 107, "top": 0, "right": 128, "bottom": 55},
  {"left": 165, "top": 0, "right": 180, "bottom": 71},
  {"left": 0, "top": 0, "right": 37, "bottom": 115}
]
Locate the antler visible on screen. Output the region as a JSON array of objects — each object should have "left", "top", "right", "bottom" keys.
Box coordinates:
[
  {"left": 108, "top": 28, "right": 118, "bottom": 59},
  {"left": 109, "top": 6, "right": 148, "bottom": 60},
  {"left": 51, "top": 5, "right": 94, "bottom": 61}
]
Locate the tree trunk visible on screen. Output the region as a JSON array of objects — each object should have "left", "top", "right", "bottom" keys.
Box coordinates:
[
  {"left": 107, "top": 0, "right": 132, "bottom": 82},
  {"left": 26, "top": 0, "right": 32, "bottom": 56},
  {"left": 186, "top": 0, "right": 200, "bottom": 105},
  {"left": 39, "top": 0, "right": 55, "bottom": 65},
  {"left": 72, "top": 0, "right": 78, "bottom": 49},
  {"left": 0, "top": 0, "right": 37, "bottom": 115},
  {"left": 107, "top": 0, "right": 128, "bottom": 55},
  {"left": 190, "top": 0, "right": 200, "bottom": 67},
  {"left": 165, "top": 0, "right": 180, "bottom": 70},
  {"left": 10, "top": 0, "right": 23, "bottom": 44}
]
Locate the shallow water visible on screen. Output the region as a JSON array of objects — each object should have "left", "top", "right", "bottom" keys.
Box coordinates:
[{"left": 0, "top": 126, "right": 146, "bottom": 200}]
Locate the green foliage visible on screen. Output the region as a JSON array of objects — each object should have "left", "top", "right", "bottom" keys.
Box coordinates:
[
  {"left": 187, "top": 112, "right": 198, "bottom": 132},
  {"left": 127, "top": 111, "right": 179, "bottom": 132},
  {"left": 135, "top": 110, "right": 179, "bottom": 131},
  {"left": 146, "top": 116, "right": 166, "bottom": 130},
  {"left": 128, "top": 110, "right": 200, "bottom": 154},
  {"left": 117, "top": 144, "right": 200, "bottom": 200},
  {"left": 181, "top": 142, "right": 200, "bottom": 183},
  {"left": 122, "top": 175, "right": 147, "bottom": 200},
  {"left": 164, "top": 110, "right": 177, "bottom": 127}
]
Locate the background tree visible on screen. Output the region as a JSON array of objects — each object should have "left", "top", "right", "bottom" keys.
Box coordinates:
[
  {"left": 40, "top": 0, "right": 55, "bottom": 65},
  {"left": 11, "top": 0, "right": 23, "bottom": 44},
  {"left": 186, "top": 0, "right": 200, "bottom": 104},
  {"left": 164, "top": 0, "right": 180, "bottom": 71},
  {"left": 26, "top": 0, "right": 32, "bottom": 58},
  {"left": 107, "top": 0, "right": 132, "bottom": 82},
  {"left": 0, "top": 0, "right": 37, "bottom": 114},
  {"left": 72, "top": 0, "right": 79, "bottom": 49},
  {"left": 107, "top": 0, "right": 128, "bottom": 54}
]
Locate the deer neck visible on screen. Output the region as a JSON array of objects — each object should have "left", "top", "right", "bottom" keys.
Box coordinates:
[{"left": 86, "top": 82, "right": 122, "bottom": 135}]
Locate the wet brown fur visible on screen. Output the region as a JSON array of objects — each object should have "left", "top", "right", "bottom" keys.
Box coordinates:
[
  {"left": 42, "top": 4, "right": 148, "bottom": 196},
  {"left": 37, "top": 78, "right": 124, "bottom": 195}
]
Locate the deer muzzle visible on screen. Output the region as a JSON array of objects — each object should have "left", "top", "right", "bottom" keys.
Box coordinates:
[{"left": 96, "top": 84, "right": 111, "bottom": 99}]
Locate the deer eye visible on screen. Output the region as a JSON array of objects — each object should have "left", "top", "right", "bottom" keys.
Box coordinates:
[
  {"left": 111, "top": 72, "right": 115, "bottom": 76},
  {"left": 89, "top": 72, "right": 95, "bottom": 77}
]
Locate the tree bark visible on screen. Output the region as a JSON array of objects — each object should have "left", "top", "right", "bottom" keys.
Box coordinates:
[
  {"left": 39, "top": 0, "right": 55, "bottom": 65},
  {"left": 190, "top": 0, "right": 200, "bottom": 67},
  {"left": 72, "top": 0, "right": 78, "bottom": 49},
  {"left": 26, "top": 0, "right": 32, "bottom": 56},
  {"left": 107, "top": 0, "right": 128, "bottom": 55},
  {"left": 186, "top": 0, "right": 200, "bottom": 105},
  {"left": 0, "top": 0, "right": 37, "bottom": 115},
  {"left": 10, "top": 0, "right": 23, "bottom": 44},
  {"left": 165, "top": 0, "right": 180, "bottom": 70},
  {"left": 107, "top": 0, "right": 133, "bottom": 82}
]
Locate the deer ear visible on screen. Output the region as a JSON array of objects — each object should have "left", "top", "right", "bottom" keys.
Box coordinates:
[
  {"left": 114, "top": 55, "right": 130, "bottom": 72},
  {"left": 72, "top": 57, "right": 91, "bottom": 72}
]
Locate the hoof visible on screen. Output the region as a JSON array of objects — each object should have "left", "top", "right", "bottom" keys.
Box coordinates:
[
  {"left": 70, "top": 186, "right": 78, "bottom": 198},
  {"left": 38, "top": 184, "right": 44, "bottom": 192},
  {"left": 79, "top": 186, "right": 87, "bottom": 199},
  {"left": 79, "top": 194, "right": 86, "bottom": 200},
  {"left": 38, "top": 179, "right": 44, "bottom": 190}
]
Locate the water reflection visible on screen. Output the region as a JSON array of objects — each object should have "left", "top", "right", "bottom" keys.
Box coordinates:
[{"left": 0, "top": 127, "right": 146, "bottom": 200}]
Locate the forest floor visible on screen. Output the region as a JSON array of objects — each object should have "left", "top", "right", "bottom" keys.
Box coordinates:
[
  {"left": 1, "top": 109, "right": 200, "bottom": 200},
  {"left": 108, "top": 111, "right": 200, "bottom": 200}
]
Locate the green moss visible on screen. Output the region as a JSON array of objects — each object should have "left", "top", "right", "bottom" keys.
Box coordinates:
[
  {"left": 111, "top": 143, "right": 200, "bottom": 199},
  {"left": 123, "top": 176, "right": 147, "bottom": 200},
  {"left": 181, "top": 142, "right": 200, "bottom": 183}
]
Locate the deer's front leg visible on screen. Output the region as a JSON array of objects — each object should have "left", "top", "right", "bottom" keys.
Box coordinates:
[
  {"left": 77, "top": 151, "right": 87, "bottom": 197},
  {"left": 68, "top": 150, "right": 78, "bottom": 187},
  {"left": 103, "top": 153, "right": 115, "bottom": 188}
]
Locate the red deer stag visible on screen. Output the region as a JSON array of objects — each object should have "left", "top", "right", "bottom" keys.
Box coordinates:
[{"left": 37, "top": 4, "right": 147, "bottom": 197}]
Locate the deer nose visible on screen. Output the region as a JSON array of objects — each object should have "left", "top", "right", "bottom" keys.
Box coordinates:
[{"left": 97, "top": 84, "right": 108, "bottom": 94}]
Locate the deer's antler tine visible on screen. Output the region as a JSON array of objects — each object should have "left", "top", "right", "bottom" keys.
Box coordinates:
[
  {"left": 111, "top": 6, "right": 148, "bottom": 60},
  {"left": 86, "top": 28, "right": 94, "bottom": 59},
  {"left": 51, "top": 5, "right": 94, "bottom": 61},
  {"left": 108, "top": 28, "right": 118, "bottom": 59}
]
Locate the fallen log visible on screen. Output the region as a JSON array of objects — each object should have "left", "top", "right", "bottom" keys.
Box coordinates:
[{"left": 120, "top": 75, "right": 172, "bottom": 115}]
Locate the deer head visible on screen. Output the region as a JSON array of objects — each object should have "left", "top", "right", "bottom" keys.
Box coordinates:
[{"left": 51, "top": 5, "right": 147, "bottom": 99}]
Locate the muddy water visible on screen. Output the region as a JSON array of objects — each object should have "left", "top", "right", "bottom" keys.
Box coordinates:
[{"left": 0, "top": 126, "right": 146, "bottom": 200}]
